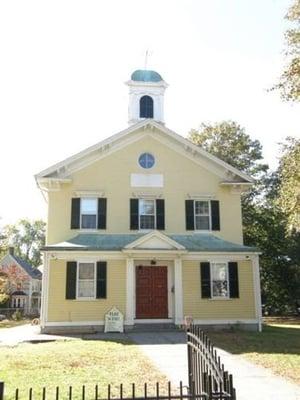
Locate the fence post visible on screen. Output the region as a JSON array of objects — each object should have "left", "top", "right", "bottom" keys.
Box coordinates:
[{"left": 0, "top": 381, "right": 4, "bottom": 400}]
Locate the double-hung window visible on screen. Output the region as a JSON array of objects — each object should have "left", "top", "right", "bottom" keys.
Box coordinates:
[
  {"left": 77, "top": 262, "right": 96, "bottom": 299},
  {"left": 80, "top": 198, "right": 97, "bottom": 229},
  {"left": 194, "top": 200, "right": 210, "bottom": 230},
  {"left": 139, "top": 199, "right": 156, "bottom": 230},
  {"left": 211, "top": 262, "right": 229, "bottom": 298}
]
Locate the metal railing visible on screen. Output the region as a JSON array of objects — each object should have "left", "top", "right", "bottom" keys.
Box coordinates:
[{"left": 187, "top": 325, "right": 236, "bottom": 399}]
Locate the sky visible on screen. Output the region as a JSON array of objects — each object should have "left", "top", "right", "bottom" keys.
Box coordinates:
[{"left": 0, "top": 0, "right": 299, "bottom": 227}]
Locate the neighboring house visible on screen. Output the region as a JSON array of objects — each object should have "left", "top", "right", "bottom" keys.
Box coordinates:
[
  {"left": 36, "top": 69, "right": 262, "bottom": 333},
  {"left": 0, "top": 247, "right": 42, "bottom": 315}
]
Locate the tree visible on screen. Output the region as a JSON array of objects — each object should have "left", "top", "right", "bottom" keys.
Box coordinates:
[
  {"left": 277, "top": 136, "right": 300, "bottom": 232},
  {"left": 188, "top": 121, "right": 268, "bottom": 178},
  {"left": 1, "top": 219, "right": 46, "bottom": 267},
  {"left": 274, "top": 0, "right": 300, "bottom": 102},
  {"left": 0, "top": 264, "right": 28, "bottom": 305},
  {"left": 244, "top": 194, "right": 300, "bottom": 313},
  {"left": 188, "top": 121, "right": 300, "bottom": 313},
  {"left": 0, "top": 271, "right": 10, "bottom": 305}
]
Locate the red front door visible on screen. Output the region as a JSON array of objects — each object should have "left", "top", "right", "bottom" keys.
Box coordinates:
[{"left": 136, "top": 266, "right": 168, "bottom": 319}]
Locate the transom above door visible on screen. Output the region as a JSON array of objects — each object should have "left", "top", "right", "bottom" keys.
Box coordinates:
[{"left": 135, "top": 266, "right": 168, "bottom": 319}]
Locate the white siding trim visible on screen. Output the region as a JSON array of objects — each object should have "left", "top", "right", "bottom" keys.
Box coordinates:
[
  {"left": 174, "top": 258, "right": 183, "bottom": 325},
  {"left": 126, "top": 258, "right": 134, "bottom": 325},
  {"left": 252, "top": 255, "right": 263, "bottom": 332},
  {"left": 40, "top": 253, "right": 50, "bottom": 327},
  {"left": 192, "top": 319, "right": 259, "bottom": 325},
  {"left": 44, "top": 321, "right": 104, "bottom": 327}
]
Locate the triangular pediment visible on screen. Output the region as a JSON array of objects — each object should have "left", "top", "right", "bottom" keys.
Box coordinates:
[
  {"left": 124, "top": 231, "right": 185, "bottom": 250},
  {"left": 35, "top": 120, "right": 253, "bottom": 187}
]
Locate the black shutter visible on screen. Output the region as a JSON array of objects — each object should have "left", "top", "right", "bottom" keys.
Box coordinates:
[
  {"left": 130, "top": 199, "right": 139, "bottom": 230},
  {"left": 156, "top": 199, "right": 165, "bottom": 230},
  {"left": 211, "top": 200, "right": 220, "bottom": 231},
  {"left": 200, "top": 262, "right": 211, "bottom": 298},
  {"left": 185, "top": 200, "right": 195, "bottom": 230},
  {"left": 71, "top": 198, "right": 80, "bottom": 229},
  {"left": 96, "top": 261, "right": 107, "bottom": 299},
  {"left": 97, "top": 198, "right": 107, "bottom": 229},
  {"left": 228, "top": 262, "right": 239, "bottom": 298},
  {"left": 66, "top": 261, "right": 77, "bottom": 299}
]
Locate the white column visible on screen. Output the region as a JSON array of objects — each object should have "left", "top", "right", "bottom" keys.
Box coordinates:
[
  {"left": 28, "top": 280, "right": 32, "bottom": 314},
  {"left": 252, "top": 255, "right": 262, "bottom": 332},
  {"left": 126, "top": 258, "right": 134, "bottom": 326},
  {"left": 174, "top": 257, "right": 183, "bottom": 325},
  {"left": 40, "top": 252, "right": 50, "bottom": 329}
]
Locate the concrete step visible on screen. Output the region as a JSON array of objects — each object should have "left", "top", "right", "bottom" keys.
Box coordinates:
[{"left": 130, "top": 323, "right": 180, "bottom": 332}]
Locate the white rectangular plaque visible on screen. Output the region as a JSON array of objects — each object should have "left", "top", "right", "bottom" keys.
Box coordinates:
[
  {"left": 104, "top": 307, "right": 124, "bottom": 333},
  {"left": 131, "top": 174, "right": 164, "bottom": 188}
]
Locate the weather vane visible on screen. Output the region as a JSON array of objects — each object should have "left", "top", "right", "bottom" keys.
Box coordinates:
[{"left": 144, "top": 49, "right": 152, "bottom": 70}]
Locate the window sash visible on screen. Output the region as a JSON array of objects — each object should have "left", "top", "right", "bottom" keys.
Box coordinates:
[
  {"left": 80, "top": 198, "right": 97, "bottom": 229},
  {"left": 77, "top": 262, "right": 96, "bottom": 299},
  {"left": 211, "top": 262, "right": 229, "bottom": 298},
  {"left": 194, "top": 200, "right": 211, "bottom": 230},
  {"left": 139, "top": 199, "right": 156, "bottom": 230}
]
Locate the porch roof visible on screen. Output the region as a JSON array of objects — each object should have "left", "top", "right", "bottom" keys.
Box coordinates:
[{"left": 41, "top": 233, "right": 258, "bottom": 253}]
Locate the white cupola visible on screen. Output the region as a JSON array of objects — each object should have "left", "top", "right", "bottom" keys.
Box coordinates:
[{"left": 126, "top": 69, "right": 168, "bottom": 125}]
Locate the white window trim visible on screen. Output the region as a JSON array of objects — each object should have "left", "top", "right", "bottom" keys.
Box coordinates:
[
  {"left": 210, "top": 261, "right": 230, "bottom": 300},
  {"left": 80, "top": 198, "right": 98, "bottom": 230},
  {"left": 194, "top": 200, "right": 211, "bottom": 232},
  {"left": 138, "top": 199, "right": 156, "bottom": 231},
  {"left": 76, "top": 261, "right": 96, "bottom": 300}
]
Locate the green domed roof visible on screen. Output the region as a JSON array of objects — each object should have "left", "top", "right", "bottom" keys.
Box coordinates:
[{"left": 131, "top": 69, "right": 163, "bottom": 82}]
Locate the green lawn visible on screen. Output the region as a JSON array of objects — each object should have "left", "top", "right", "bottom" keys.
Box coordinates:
[
  {"left": 207, "top": 318, "right": 300, "bottom": 384},
  {"left": 0, "top": 319, "right": 31, "bottom": 329},
  {"left": 0, "top": 340, "right": 169, "bottom": 400}
]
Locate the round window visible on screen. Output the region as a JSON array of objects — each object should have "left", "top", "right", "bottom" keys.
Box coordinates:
[{"left": 138, "top": 153, "right": 155, "bottom": 169}]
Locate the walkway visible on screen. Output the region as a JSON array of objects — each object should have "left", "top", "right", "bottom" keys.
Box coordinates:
[
  {"left": 127, "top": 331, "right": 300, "bottom": 400},
  {"left": 0, "top": 324, "right": 74, "bottom": 345}
]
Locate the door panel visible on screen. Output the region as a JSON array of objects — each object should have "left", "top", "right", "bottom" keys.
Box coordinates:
[{"left": 136, "top": 266, "right": 168, "bottom": 319}]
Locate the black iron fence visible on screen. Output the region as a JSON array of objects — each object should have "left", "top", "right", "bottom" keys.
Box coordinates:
[
  {"left": 0, "top": 325, "right": 236, "bottom": 400},
  {"left": 187, "top": 325, "right": 236, "bottom": 400},
  {"left": 1, "top": 381, "right": 208, "bottom": 400}
]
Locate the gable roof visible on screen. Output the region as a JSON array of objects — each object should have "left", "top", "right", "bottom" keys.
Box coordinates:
[
  {"left": 41, "top": 232, "right": 258, "bottom": 253},
  {"left": 0, "top": 254, "right": 42, "bottom": 279},
  {"left": 35, "top": 120, "right": 254, "bottom": 184}
]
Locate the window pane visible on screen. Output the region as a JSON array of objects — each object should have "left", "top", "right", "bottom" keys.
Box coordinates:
[
  {"left": 139, "top": 153, "right": 155, "bottom": 169},
  {"left": 195, "top": 216, "right": 210, "bottom": 230},
  {"left": 212, "top": 263, "right": 228, "bottom": 297},
  {"left": 81, "top": 214, "right": 97, "bottom": 229},
  {"left": 79, "top": 263, "right": 94, "bottom": 279},
  {"left": 212, "top": 263, "right": 227, "bottom": 280},
  {"left": 213, "top": 281, "right": 228, "bottom": 297},
  {"left": 139, "top": 200, "right": 155, "bottom": 215},
  {"left": 140, "top": 96, "right": 154, "bottom": 118},
  {"left": 81, "top": 198, "right": 97, "bottom": 214},
  {"left": 140, "top": 215, "right": 155, "bottom": 229},
  {"left": 195, "top": 201, "right": 209, "bottom": 215},
  {"left": 78, "top": 280, "right": 94, "bottom": 297}
]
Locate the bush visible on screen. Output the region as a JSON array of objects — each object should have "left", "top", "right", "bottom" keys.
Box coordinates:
[{"left": 12, "top": 310, "right": 23, "bottom": 321}]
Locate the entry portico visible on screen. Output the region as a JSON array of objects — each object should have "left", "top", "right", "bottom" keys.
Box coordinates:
[{"left": 124, "top": 231, "right": 186, "bottom": 326}]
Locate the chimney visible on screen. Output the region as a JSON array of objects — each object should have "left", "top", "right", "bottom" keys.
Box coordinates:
[{"left": 8, "top": 247, "right": 14, "bottom": 256}]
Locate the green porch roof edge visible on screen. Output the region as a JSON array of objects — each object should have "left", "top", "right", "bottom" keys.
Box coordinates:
[{"left": 41, "top": 233, "right": 258, "bottom": 253}]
